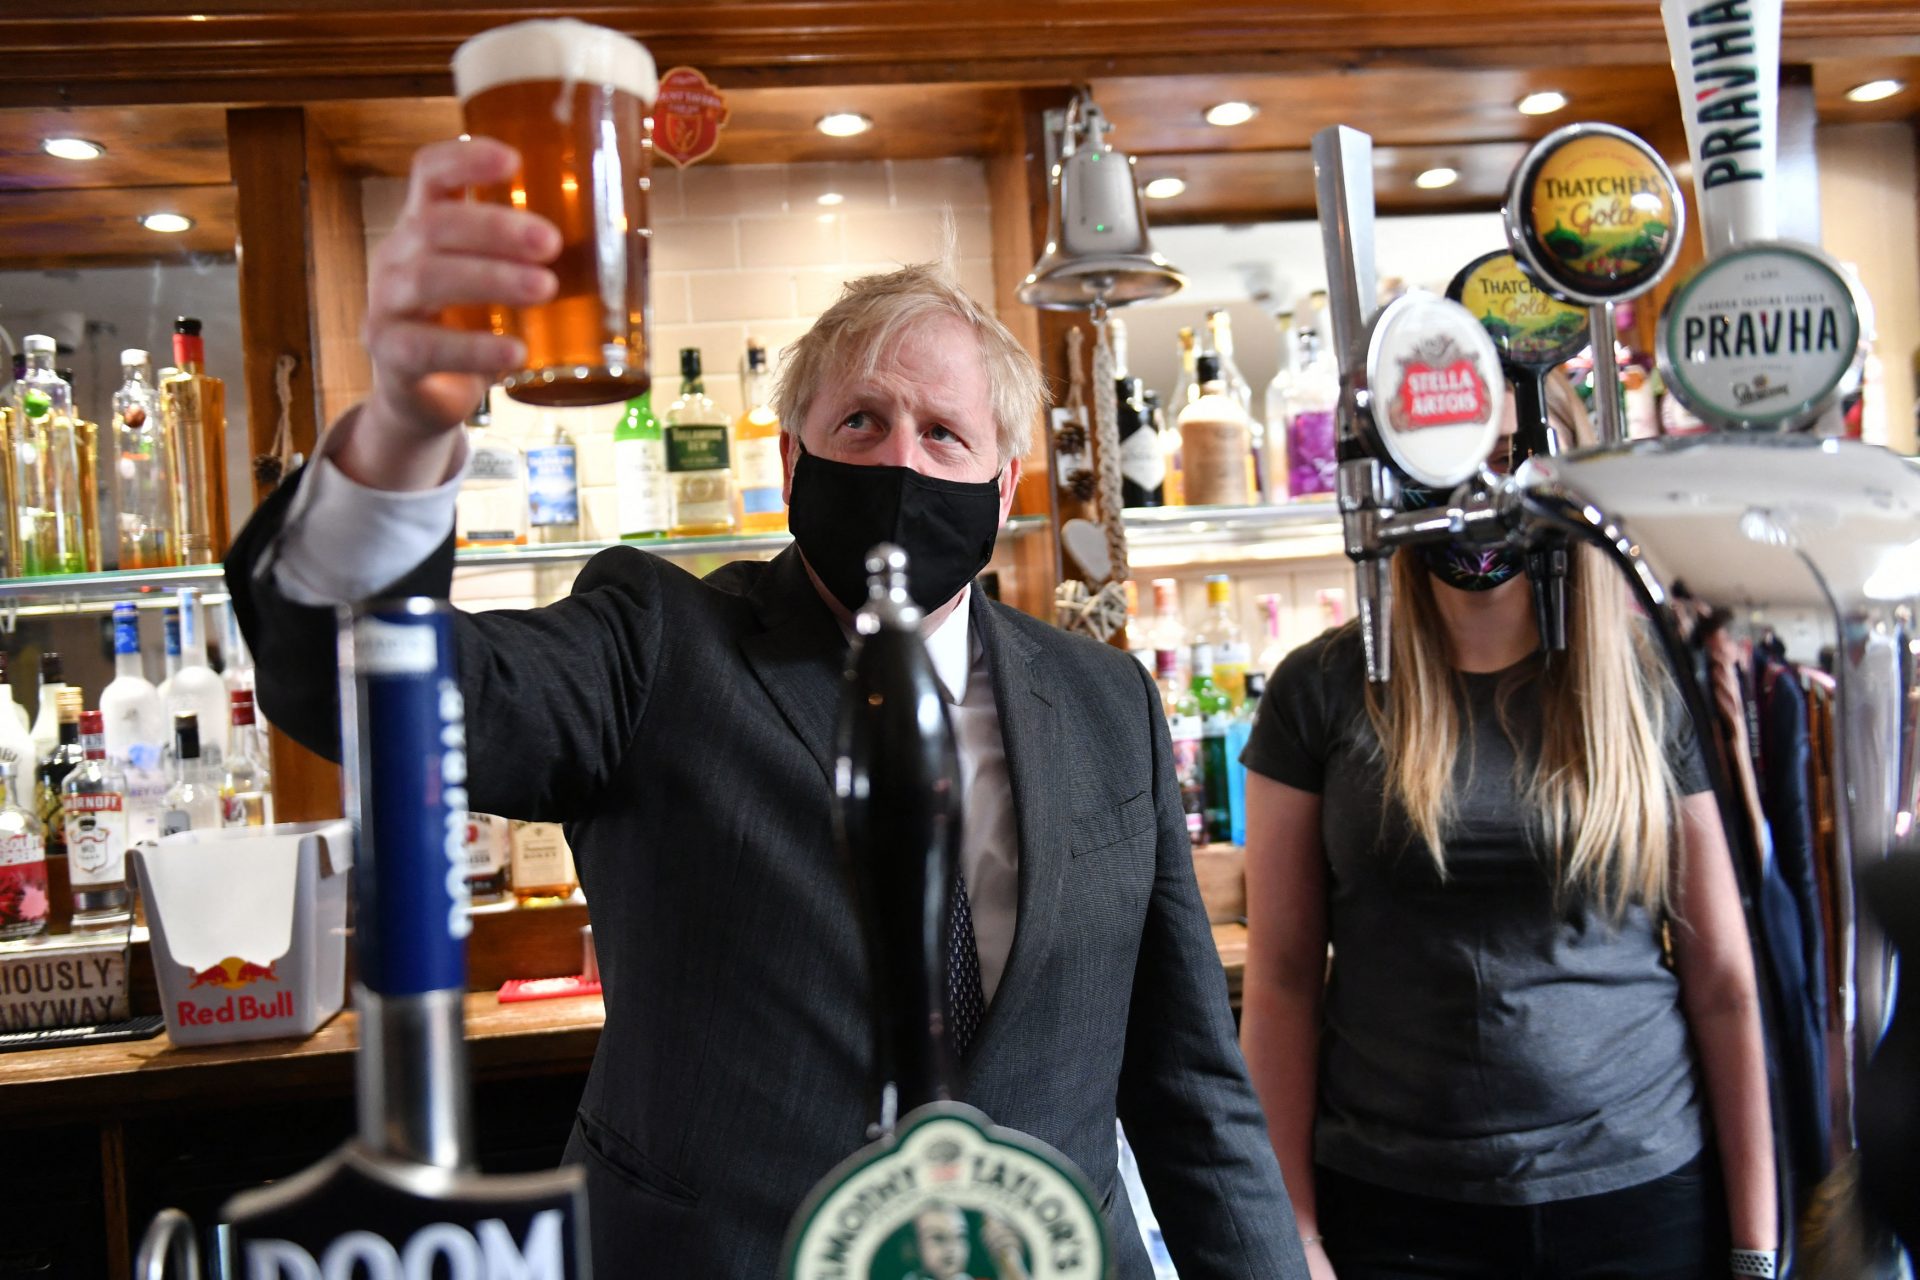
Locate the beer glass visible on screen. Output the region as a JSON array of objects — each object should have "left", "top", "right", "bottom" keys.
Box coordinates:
[{"left": 452, "top": 20, "right": 656, "bottom": 407}]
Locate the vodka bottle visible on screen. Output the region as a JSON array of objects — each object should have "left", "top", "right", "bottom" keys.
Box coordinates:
[
  {"left": 65, "top": 710, "right": 132, "bottom": 931},
  {"left": 168, "top": 588, "right": 230, "bottom": 764},
  {"left": 100, "top": 602, "right": 169, "bottom": 845}
]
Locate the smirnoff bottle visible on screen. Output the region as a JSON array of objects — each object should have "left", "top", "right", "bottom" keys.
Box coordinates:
[
  {"left": 64, "top": 709, "right": 132, "bottom": 931},
  {"left": 161, "top": 712, "right": 220, "bottom": 835},
  {"left": 220, "top": 690, "right": 274, "bottom": 827},
  {"left": 0, "top": 761, "right": 47, "bottom": 940},
  {"left": 112, "top": 348, "right": 181, "bottom": 569}
]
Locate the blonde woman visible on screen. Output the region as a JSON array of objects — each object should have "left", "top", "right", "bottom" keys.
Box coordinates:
[{"left": 1239, "top": 447, "right": 1778, "bottom": 1278}]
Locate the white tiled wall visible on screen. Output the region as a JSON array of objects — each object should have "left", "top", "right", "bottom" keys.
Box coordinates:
[{"left": 361, "top": 157, "right": 996, "bottom": 610}]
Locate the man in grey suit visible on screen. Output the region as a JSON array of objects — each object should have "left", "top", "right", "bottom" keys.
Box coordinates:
[{"left": 225, "top": 136, "right": 1307, "bottom": 1278}]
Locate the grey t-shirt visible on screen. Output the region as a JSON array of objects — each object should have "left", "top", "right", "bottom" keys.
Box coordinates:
[{"left": 1242, "top": 624, "right": 1713, "bottom": 1205}]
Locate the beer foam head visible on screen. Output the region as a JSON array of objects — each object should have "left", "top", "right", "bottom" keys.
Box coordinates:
[{"left": 454, "top": 19, "right": 657, "bottom": 104}]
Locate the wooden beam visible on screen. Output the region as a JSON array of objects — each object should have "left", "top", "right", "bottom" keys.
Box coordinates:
[{"left": 228, "top": 104, "right": 364, "bottom": 822}]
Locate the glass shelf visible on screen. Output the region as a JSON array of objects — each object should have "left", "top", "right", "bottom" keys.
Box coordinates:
[{"left": 1121, "top": 502, "right": 1344, "bottom": 569}]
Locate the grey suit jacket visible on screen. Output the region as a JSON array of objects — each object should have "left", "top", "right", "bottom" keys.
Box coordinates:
[{"left": 227, "top": 472, "right": 1306, "bottom": 1278}]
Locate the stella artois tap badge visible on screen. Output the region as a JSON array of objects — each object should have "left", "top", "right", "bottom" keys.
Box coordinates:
[{"left": 1356, "top": 292, "right": 1506, "bottom": 489}]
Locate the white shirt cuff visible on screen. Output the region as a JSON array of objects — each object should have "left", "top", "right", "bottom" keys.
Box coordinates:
[{"left": 265, "top": 408, "right": 469, "bottom": 606}]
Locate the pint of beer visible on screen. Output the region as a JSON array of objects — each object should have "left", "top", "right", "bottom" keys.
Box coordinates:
[{"left": 452, "top": 20, "right": 656, "bottom": 407}]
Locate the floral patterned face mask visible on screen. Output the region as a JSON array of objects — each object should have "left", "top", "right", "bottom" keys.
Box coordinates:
[{"left": 1397, "top": 484, "right": 1526, "bottom": 592}]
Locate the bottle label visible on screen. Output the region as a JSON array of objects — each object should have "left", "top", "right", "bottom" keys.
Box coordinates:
[
  {"left": 67, "top": 803, "right": 129, "bottom": 884},
  {"left": 1190, "top": 643, "right": 1216, "bottom": 678},
  {"left": 525, "top": 445, "right": 579, "bottom": 527},
  {"left": 1179, "top": 417, "right": 1251, "bottom": 506},
  {"left": 0, "top": 830, "right": 43, "bottom": 868},
  {"left": 1120, "top": 426, "right": 1166, "bottom": 491},
  {"left": 666, "top": 424, "right": 730, "bottom": 473},
  {"left": 466, "top": 445, "right": 522, "bottom": 483},
  {"left": 465, "top": 813, "right": 509, "bottom": 876},
  {"left": 1215, "top": 642, "right": 1251, "bottom": 669},
  {"left": 614, "top": 437, "right": 671, "bottom": 536},
  {"left": 735, "top": 436, "right": 785, "bottom": 515},
  {"left": 1287, "top": 409, "right": 1339, "bottom": 497},
  {"left": 511, "top": 821, "right": 573, "bottom": 888}
]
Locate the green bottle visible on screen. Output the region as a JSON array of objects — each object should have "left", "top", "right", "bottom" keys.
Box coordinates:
[
  {"left": 1189, "top": 641, "right": 1234, "bottom": 844},
  {"left": 613, "top": 391, "right": 670, "bottom": 540}
]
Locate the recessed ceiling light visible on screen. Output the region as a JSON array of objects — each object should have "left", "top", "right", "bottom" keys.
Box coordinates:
[
  {"left": 139, "top": 212, "right": 195, "bottom": 234},
  {"left": 187, "top": 12, "right": 208, "bottom": 18},
  {"left": 1142, "top": 177, "right": 1187, "bottom": 200},
  {"left": 1846, "top": 79, "right": 1905, "bottom": 103},
  {"left": 1414, "top": 166, "right": 1459, "bottom": 190},
  {"left": 815, "top": 113, "right": 872, "bottom": 138},
  {"left": 1517, "top": 90, "right": 1570, "bottom": 116},
  {"left": 816, "top": 191, "right": 845, "bottom": 206},
  {"left": 1203, "top": 101, "right": 1258, "bottom": 128},
  {"left": 41, "top": 138, "right": 104, "bottom": 161}
]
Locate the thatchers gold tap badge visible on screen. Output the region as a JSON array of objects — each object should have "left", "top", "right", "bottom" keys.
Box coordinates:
[
  {"left": 1450, "top": 251, "right": 1590, "bottom": 369},
  {"left": 1508, "top": 124, "right": 1685, "bottom": 305},
  {"left": 784, "top": 1104, "right": 1111, "bottom": 1280}
]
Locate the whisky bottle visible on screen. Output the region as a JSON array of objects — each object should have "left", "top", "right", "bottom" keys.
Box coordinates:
[
  {"left": 36, "top": 688, "right": 84, "bottom": 858},
  {"left": 12, "top": 335, "right": 87, "bottom": 577},
  {"left": 510, "top": 819, "right": 577, "bottom": 907},
  {"left": 220, "top": 690, "right": 274, "bottom": 828},
  {"left": 65, "top": 710, "right": 131, "bottom": 931},
  {"left": 666, "top": 348, "right": 736, "bottom": 537},
  {"left": 161, "top": 317, "right": 229, "bottom": 564},
  {"left": 112, "top": 349, "right": 181, "bottom": 569},
  {"left": 733, "top": 339, "right": 786, "bottom": 534},
  {"left": 0, "top": 761, "right": 47, "bottom": 941},
  {"left": 613, "top": 391, "right": 671, "bottom": 540},
  {"left": 465, "top": 813, "right": 512, "bottom": 906},
  {"left": 454, "top": 395, "right": 528, "bottom": 547},
  {"left": 1177, "top": 354, "right": 1254, "bottom": 507}
]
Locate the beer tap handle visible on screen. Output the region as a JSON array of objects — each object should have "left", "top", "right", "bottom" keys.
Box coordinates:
[
  {"left": 1312, "top": 125, "right": 1378, "bottom": 386},
  {"left": 1529, "top": 543, "right": 1570, "bottom": 653},
  {"left": 1339, "top": 457, "right": 1397, "bottom": 684}
]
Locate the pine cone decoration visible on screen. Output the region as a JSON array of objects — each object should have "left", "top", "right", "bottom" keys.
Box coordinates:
[
  {"left": 1067, "top": 469, "right": 1098, "bottom": 502},
  {"left": 1054, "top": 421, "right": 1089, "bottom": 456}
]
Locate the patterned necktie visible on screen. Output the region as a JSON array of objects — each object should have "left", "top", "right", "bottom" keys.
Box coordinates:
[{"left": 945, "top": 870, "right": 985, "bottom": 1060}]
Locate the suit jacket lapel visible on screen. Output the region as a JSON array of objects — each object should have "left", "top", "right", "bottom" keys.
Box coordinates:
[
  {"left": 964, "top": 596, "right": 1067, "bottom": 1068},
  {"left": 740, "top": 546, "right": 847, "bottom": 786}
]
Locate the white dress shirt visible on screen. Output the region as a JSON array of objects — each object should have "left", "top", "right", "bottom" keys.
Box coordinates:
[{"left": 267, "top": 434, "right": 1021, "bottom": 1002}]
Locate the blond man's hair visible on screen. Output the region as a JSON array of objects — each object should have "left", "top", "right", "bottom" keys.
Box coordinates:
[{"left": 772, "top": 262, "right": 1045, "bottom": 463}]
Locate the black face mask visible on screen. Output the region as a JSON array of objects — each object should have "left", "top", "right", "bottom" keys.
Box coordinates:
[
  {"left": 787, "top": 448, "right": 1004, "bottom": 614},
  {"left": 1397, "top": 483, "right": 1526, "bottom": 593}
]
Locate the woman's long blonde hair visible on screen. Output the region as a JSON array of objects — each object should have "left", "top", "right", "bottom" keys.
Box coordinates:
[{"left": 1364, "top": 378, "right": 1682, "bottom": 920}]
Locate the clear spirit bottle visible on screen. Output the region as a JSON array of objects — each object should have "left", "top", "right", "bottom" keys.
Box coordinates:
[
  {"left": 220, "top": 690, "right": 274, "bottom": 828},
  {"left": 169, "top": 588, "right": 230, "bottom": 765},
  {"left": 65, "top": 710, "right": 132, "bottom": 931},
  {"left": 666, "top": 348, "right": 736, "bottom": 537},
  {"left": 614, "top": 391, "right": 670, "bottom": 540},
  {"left": 1197, "top": 574, "right": 1250, "bottom": 706},
  {"left": 112, "top": 348, "right": 181, "bottom": 569},
  {"left": 161, "top": 317, "right": 229, "bottom": 564},
  {"left": 733, "top": 339, "right": 785, "bottom": 534},
  {"left": 0, "top": 761, "right": 47, "bottom": 941},
  {"left": 161, "top": 712, "right": 221, "bottom": 836},
  {"left": 12, "top": 335, "right": 87, "bottom": 577},
  {"left": 100, "top": 602, "right": 169, "bottom": 845}
]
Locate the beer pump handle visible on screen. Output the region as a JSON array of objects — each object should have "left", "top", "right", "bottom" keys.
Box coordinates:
[
  {"left": 1511, "top": 369, "right": 1569, "bottom": 655},
  {"left": 834, "top": 546, "right": 963, "bottom": 1134},
  {"left": 1339, "top": 459, "right": 1395, "bottom": 684},
  {"left": 1587, "top": 302, "right": 1625, "bottom": 445},
  {"left": 1313, "top": 125, "right": 1378, "bottom": 380}
]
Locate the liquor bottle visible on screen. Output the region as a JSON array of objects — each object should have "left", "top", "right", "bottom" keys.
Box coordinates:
[
  {"left": 36, "top": 688, "right": 83, "bottom": 857},
  {"left": 0, "top": 761, "right": 47, "bottom": 940},
  {"left": 158, "top": 608, "right": 181, "bottom": 703},
  {"left": 0, "top": 355, "right": 17, "bottom": 578},
  {"left": 614, "top": 391, "right": 671, "bottom": 540},
  {"left": 666, "top": 348, "right": 736, "bottom": 537},
  {"left": 525, "top": 413, "right": 581, "bottom": 543},
  {"left": 111, "top": 348, "right": 180, "bottom": 570},
  {"left": 161, "top": 317, "right": 229, "bottom": 564},
  {"left": 1157, "top": 648, "right": 1205, "bottom": 845},
  {"left": 220, "top": 690, "right": 274, "bottom": 827},
  {"left": 1255, "top": 592, "right": 1287, "bottom": 685},
  {"left": 510, "top": 819, "right": 578, "bottom": 906},
  {"left": 1178, "top": 354, "right": 1254, "bottom": 507},
  {"left": 1148, "top": 577, "right": 1187, "bottom": 688},
  {"left": 71, "top": 400, "right": 102, "bottom": 574},
  {"left": 454, "top": 395, "right": 528, "bottom": 547},
  {"left": 0, "top": 654, "right": 32, "bottom": 754},
  {"left": 160, "top": 712, "right": 220, "bottom": 836},
  {"left": 1189, "top": 642, "right": 1233, "bottom": 843},
  {"left": 1225, "top": 671, "right": 1265, "bottom": 848},
  {"left": 12, "top": 335, "right": 88, "bottom": 577},
  {"left": 1197, "top": 574, "right": 1250, "bottom": 706},
  {"left": 1164, "top": 327, "right": 1198, "bottom": 507},
  {"left": 1122, "top": 579, "right": 1153, "bottom": 670},
  {"left": 1282, "top": 298, "right": 1340, "bottom": 500},
  {"left": 734, "top": 339, "right": 786, "bottom": 534},
  {"left": 101, "top": 602, "right": 169, "bottom": 845},
  {"left": 169, "top": 588, "right": 230, "bottom": 765},
  {"left": 65, "top": 710, "right": 131, "bottom": 931},
  {"left": 30, "top": 650, "right": 70, "bottom": 763},
  {"left": 1260, "top": 312, "right": 1296, "bottom": 505},
  {"left": 1170, "top": 326, "right": 1200, "bottom": 416},
  {"left": 465, "top": 812, "right": 512, "bottom": 906},
  {"left": 1205, "top": 308, "right": 1263, "bottom": 498},
  {"left": 220, "top": 600, "right": 255, "bottom": 696},
  {"left": 1113, "top": 319, "right": 1162, "bottom": 508}
]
